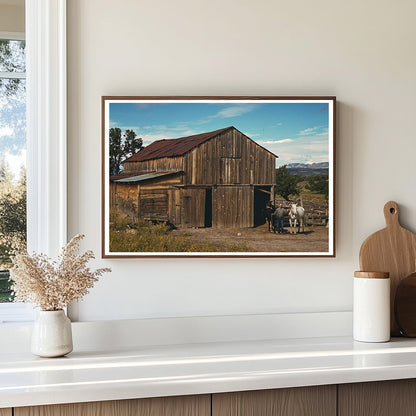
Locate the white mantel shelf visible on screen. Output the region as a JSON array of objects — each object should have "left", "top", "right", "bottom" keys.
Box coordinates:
[{"left": 2, "top": 336, "right": 416, "bottom": 408}]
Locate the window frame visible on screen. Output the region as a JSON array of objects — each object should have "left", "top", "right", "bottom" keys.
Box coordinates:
[
  {"left": 0, "top": 0, "right": 67, "bottom": 323},
  {"left": 26, "top": 0, "right": 67, "bottom": 257},
  {"left": 0, "top": 31, "right": 25, "bottom": 41},
  {"left": 0, "top": 31, "right": 26, "bottom": 79}
]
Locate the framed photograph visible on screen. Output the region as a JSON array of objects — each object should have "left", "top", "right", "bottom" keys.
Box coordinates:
[{"left": 102, "top": 96, "right": 335, "bottom": 257}]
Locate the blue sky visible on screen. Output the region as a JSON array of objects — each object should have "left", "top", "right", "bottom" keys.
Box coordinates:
[{"left": 109, "top": 101, "right": 331, "bottom": 167}]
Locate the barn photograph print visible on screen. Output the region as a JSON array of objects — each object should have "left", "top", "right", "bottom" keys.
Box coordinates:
[{"left": 102, "top": 97, "right": 335, "bottom": 257}]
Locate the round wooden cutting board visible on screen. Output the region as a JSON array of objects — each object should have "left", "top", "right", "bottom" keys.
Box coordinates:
[
  {"left": 395, "top": 273, "right": 416, "bottom": 337},
  {"left": 359, "top": 201, "right": 416, "bottom": 336}
]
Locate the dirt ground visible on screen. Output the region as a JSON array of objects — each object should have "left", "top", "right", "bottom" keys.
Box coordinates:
[{"left": 171, "top": 223, "right": 329, "bottom": 253}]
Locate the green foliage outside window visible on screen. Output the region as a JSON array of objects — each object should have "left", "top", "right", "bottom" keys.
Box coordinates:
[{"left": 0, "top": 163, "right": 26, "bottom": 302}]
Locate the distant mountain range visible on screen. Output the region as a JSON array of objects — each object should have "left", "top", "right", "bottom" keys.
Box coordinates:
[{"left": 285, "top": 162, "right": 329, "bottom": 176}]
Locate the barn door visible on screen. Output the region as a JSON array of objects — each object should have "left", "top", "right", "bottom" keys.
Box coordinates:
[
  {"left": 180, "top": 189, "right": 206, "bottom": 228},
  {"left": 182, "top": 195, "right": 192, "bottom": 227},
  {"left": 167, "top": 189, "right": 181, "bottom": 227},
  {"left": 139, "top": 190, "right": 168, "bottom": 221},
  {"left": 212, "top": 186, "right": 253, "bottom": 228},
  {"left": 254, "top": 186, "right": 271, "bottom": 227}
]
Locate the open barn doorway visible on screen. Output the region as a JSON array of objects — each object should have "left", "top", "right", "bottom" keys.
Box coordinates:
[
  {"left": 254, "top": 187, "right": 271, "bottom": 227},
  {"left": 204, "top": 188, "right": 212, "bottom": 227}
]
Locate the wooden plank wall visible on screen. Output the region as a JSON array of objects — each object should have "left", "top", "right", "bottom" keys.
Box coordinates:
[
  {"left": 135, "top": 187, "right": 206, "bottom": 228},
  {"left": 123, "top": 157, "right": 184, "bottom": 175},
  {"left": 137, "top": 175, "right": 182, "bottom": 225},
  {"left": 0, "top": 409, "right": 12, "bottom": 416},
  {"left": 220, "top": 158, "right": 241, "bottom": 184},
  {"left": 184, "top": 129, "right": 275, "bottom": 186},
  {"left": 168, "top": 189, "right": 181, "bottom": 226},
  {"left": 110, "top": 183, "right": 139, "bottom": 219},
  {"left": 111, "top": 176, "right": 182, "bottom": 223},
  {"left": 139, "top": 189, "right": 169, "bottom": 221},
  {"left": 213, "top": 186, "right": 253, "bottom": 228}
]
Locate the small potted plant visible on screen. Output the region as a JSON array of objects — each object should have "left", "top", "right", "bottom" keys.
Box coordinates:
[{"left": 10, "top": 234, "right": 111, "bottom": 357}]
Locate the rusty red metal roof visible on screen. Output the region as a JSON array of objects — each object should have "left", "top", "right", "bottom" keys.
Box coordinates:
[
  {"left": 123, "top": 127, "right": 233, "bottom": 163},
  {"left": 122, "top": 126, "right": 278, "bottom": 163}
]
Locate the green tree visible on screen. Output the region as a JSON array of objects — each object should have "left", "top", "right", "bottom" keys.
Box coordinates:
[
  {"left": 0, "top": 161, "right": 26, "bottom": 269},
  {"left": 306, "top": 175, "right": 329, "bottom": 199},
  {"left": 109, "top": 127, "right": 122, "bottom": 175},
  {"left": 109, "top": 128, "right": 143, "bottom": 175},
  {"left": 275, "top": 165, "right": 300, "bottom": 201}
]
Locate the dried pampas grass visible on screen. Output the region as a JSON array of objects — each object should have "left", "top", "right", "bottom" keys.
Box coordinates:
[{"left": 10, "top": 234, "right": 111, "bottom": 310}]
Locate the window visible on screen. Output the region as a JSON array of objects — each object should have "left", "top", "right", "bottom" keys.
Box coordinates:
[
  {"left": 0, "top": 0, "right": 68, "bottom": 324},
  {"left": 0, "top": 36, "right": 26, "bottom": 306}
]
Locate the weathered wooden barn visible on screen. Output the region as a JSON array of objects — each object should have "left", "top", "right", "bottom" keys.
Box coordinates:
[{"left": 110, "top": 126, "right": 277, "bottom": 228}]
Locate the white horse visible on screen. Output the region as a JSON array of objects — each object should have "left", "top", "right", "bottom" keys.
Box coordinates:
[{"left": 289, "top": 203, "right": 305, "bottom": 234}]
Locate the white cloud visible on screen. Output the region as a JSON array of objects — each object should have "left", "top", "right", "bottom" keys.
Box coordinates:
[
  {"left": 258, "top": 138, "right": 293, "bottom": 145},
  {"left": 139, "top": 129, "right": 200, "bottom": 146},
  {"left": 110, "top": 123, "right": 201, "bottom": 144},
  {"left": 297, "top": 126, "right": 321, "bottom": 136},
  {"left": 140, "top": 134, "right": 174, "bottom": 146},
  {"left": 256, "top": 136, "right": 329, "bottom": 167},
  {"left": 242, "top": 131, "right": 260, "bottom": 138},
  {"left": 275, "top": 138, "right": 293, "bottom": 144},
  {"left": 212, "top": 104, "right": 257, "bottom": 119}
]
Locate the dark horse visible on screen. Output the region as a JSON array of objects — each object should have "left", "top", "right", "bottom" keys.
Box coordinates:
[{"left": 264, "top": 201, "right": 276, "bottom": 232}]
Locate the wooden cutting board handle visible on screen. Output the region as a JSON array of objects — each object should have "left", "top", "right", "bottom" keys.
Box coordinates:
[
  {"left": 359, "top": 201, "right": 416, "bottom": 336},
  {"left": 383, "top": 201, "right": 400, "bottom": 228}
]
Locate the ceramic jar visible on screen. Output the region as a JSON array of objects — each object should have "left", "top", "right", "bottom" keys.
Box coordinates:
[
  {"left": 353, "top": 271, "right": 390, "bottom": 343},
  {"left": 31, "top": 310, "right": 73, "bottom": 357}
]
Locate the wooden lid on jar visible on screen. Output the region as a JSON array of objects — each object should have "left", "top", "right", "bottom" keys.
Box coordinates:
[{"left": 354, "top": 271, "right": 390, "bottom": 279}]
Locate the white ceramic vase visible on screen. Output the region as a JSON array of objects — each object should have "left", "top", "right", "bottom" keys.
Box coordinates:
[{"left": 31, "top": 310, "right": 73, "bottom": 357}]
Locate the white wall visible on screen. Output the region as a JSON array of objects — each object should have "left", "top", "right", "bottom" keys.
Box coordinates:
[{"left": 67, "top": 0, "right": 416, "bottom": 322}]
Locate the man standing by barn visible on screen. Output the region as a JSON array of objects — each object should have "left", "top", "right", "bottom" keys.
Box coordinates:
[{"left": 274, "top": 203, "right": 287, "bottom": 234}]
